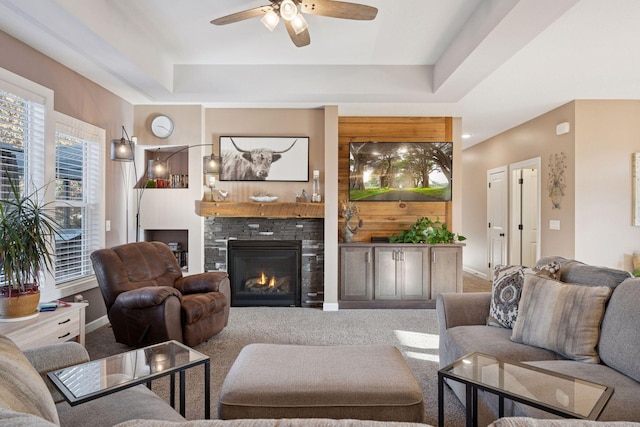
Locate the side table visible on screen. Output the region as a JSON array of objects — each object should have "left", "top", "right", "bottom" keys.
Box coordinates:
[
  {"left": 48, "top": 340, "right": 211, "bottom": 419},
  {"left": 0, "top": 302, "right": 87, "bottom": 350},
  {"left": 438, "top": 352, "right": 614, "bottom": 427}
]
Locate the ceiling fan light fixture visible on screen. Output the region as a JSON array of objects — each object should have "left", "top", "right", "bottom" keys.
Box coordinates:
[
  {"left": 261, "top": 10, "right": 280, "bottom": 31},
  {"left": 279, "top": 0, "right": 298, "bottom": 21},
  {"left": 290, "top": 13, "right": 308, "bottom": 35}
]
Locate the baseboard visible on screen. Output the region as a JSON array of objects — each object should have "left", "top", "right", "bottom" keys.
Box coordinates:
[
  {"left": 323, "top": 302, "right": 339, "bottom": 311},
  {"left": 86, "top": 315, "right": 109, "bottom": 334},
  {"left": 463, "top": 266, "right": 489, "bottom": 281}
]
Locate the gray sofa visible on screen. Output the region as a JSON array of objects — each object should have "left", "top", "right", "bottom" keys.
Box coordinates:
[
  {"left": 0, "top": 334, "right": 434, "bottom": 427},
  {"left": 437, "top": 256, "right": 640, "bottom": 424}
]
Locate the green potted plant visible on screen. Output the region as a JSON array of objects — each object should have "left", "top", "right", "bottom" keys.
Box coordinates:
[
  {"left": 389, "top": 216, "right": 466, "bottom": 244},
  {"left": 0, "top": 177, "right": 60, "bottom": 319}
]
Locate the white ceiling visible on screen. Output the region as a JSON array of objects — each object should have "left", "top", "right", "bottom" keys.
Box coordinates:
[{"left": 1, "top": 0, "right": 639, "bottom": 148}]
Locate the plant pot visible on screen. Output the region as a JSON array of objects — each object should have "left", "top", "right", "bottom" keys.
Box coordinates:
[{"left": 0, "top": 290, "right": 40, "bottom": 320}]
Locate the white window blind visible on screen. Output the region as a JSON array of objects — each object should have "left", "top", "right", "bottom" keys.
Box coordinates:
[
  {"left": 0, "top": 88, "right": 46, "bottom": 197},
  {"left": 54, "top": 128, "right": 103, "bottom": 284},
  {"left": 0, "top": 87, "right": 46, "bottom": 287}
]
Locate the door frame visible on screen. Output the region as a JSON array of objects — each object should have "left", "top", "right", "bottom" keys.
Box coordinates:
[{"left": 509, "top": 157, "right": 541, "bottom": 265}]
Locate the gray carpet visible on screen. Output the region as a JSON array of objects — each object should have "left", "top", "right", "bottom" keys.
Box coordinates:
[{"left": 85, "top": 307, "right": 466, "bottom": 426}]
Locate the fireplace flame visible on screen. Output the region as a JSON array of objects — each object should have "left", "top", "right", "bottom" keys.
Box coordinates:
[
  {"left": 260, "top": 272, "right": 266, "bottom": 285},
  {"left": 269, "top": 276, "right": 276, "bottom": 288}
]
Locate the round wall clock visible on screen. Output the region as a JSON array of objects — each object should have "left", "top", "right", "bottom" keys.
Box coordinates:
[{"left": 150, "top": 115, "right": 174, "bottom": 139}]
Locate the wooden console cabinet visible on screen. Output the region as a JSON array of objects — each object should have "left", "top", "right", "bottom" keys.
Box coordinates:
[
  {"left": 0, "top": 302, "right": 88, "bottom": 350},
  {"left": 339, "top": 243, "right": 463, "bottom": 308}
]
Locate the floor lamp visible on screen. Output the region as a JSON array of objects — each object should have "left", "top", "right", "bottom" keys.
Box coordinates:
[
  {"left": 111, "top": 135, "right": 221, "bottom": 242},
  {"left": 110, "top": 127, "right": 136, "bottom": 242}
]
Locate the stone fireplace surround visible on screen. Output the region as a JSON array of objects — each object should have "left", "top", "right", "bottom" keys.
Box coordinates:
[{"left": 204, "top": 217, "right": 324, "bottom": 308}]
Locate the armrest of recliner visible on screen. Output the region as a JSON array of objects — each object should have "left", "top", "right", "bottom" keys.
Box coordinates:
[
  {"left": 436, "top": 292, "right": 491, "bottom": 336},
  {"left": 114, "top": 286, "right": 182, "bottom": 310},
  {"left": 175, "top": 272, "right": 230, "bottom": 295}
]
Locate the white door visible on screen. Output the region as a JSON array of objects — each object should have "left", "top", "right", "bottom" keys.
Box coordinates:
[
  {"left": 487, "top": 167, "right": 508, "bottom": 277},
  {"left": 509, "top": 158, "right": 541, "bottom": 267},
  {"left": 521, "top": 168, "right": 538, "bottom": 266}
]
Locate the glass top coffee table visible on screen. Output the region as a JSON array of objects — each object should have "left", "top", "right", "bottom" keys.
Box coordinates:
[
  {"left": 48, "top": 340, "right": 210, "bottom": 419},
  {"left": 438, "top": 352, "right": 614, "bottom": 427}
]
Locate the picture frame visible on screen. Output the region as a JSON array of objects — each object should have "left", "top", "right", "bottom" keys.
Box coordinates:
[
  {"left": 219, "top": 136, "right": 309, "bottom": 182},
  {"left": 348, "top": 141, "right": 453, "bottom": 202}
]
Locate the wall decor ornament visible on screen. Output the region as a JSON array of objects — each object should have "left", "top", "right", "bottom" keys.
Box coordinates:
[
  {"left": 340, "top": 201, "right": 363, "bottom": 243},
  {"left": 547, "top": 152, "right": 566, "bottom": 209},
  {"left": 219, "top": 136, "right": 309, "bottom": 182}
]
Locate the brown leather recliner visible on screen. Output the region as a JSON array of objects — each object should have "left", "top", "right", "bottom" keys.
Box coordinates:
[{"left": 90, "top": 241, "right": 230, "bottom": 348}]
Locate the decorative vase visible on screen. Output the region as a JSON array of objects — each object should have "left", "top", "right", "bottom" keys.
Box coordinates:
[
  {"left": 341, "top": 226, "right": 354, "bottom": 243},
  {"left": 550, "top": 187, "right": 563, "bottom": 209}
]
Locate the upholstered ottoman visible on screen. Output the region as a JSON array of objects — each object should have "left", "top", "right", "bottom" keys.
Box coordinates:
[{"left": 218, "top": 343, "right": 424, "bottom": 422}]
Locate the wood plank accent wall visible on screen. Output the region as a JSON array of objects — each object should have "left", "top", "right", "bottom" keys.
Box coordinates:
[{"left": 338, "top": 117, "right": 453, "bottom": 243}]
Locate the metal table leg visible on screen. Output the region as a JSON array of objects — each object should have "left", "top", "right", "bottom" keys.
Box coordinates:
[
  {"left": 204, "top": 360, "right": 211, "bottom": 419},
  {"left": 179, "top": 369, "right": 186, "bottom": 417},
  {"left": 438, "top": 372, "right": 444, "bottom": 427}
]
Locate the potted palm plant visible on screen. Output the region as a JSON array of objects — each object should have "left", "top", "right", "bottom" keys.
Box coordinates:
[{"left": 0, "top": 177, "right": 59, "bottom": 320}]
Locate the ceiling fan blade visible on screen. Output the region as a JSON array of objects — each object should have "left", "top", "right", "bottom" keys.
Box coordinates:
[
  {"left": 300, "top": 0, "right": 378, "bottom": 20},
  {"left": 284, "top": 20, "right": 311, "bottom": 47},
  {"left": 210, "top": 5, "right": 273, "bottom": 25}
]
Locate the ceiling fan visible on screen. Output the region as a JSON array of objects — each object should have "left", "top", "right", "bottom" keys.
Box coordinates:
[{"left": 210, "top": 0, "right": 378, "bottom": 48}]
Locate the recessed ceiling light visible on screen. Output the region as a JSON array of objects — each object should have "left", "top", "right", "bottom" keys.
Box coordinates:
[{"left": 461, "top": 133, "right": 472, "bottom": 139}]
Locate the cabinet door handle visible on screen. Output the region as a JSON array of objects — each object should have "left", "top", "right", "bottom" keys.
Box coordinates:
[
  {"left": 58, "top": 318, "right": 71, "bottom": 325},
  {"left": 58, "top": 332, "right": 71, "bottom": 339},
  {"left": 400, "top": 251, "right": 405, "bottom": 262},
  {"left": 432, "top": 251, "right": 436, "bottom": 263},
  {"left": 365, "top": 252, "right": 370, "bottom": 263}
]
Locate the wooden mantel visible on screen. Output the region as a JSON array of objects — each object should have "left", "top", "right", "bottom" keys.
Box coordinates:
[{"left": 196, "top": 201, "right": 324, "bottom": 218}]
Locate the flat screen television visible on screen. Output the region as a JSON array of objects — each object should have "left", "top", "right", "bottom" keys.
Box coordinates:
[{"left": 348, "top": 141, "right": 452, "bottom": 202}]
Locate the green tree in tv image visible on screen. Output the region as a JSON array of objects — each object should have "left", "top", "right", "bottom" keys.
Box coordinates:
[{"left": 348, "top": 141, "right": 452, "bottom": 202}]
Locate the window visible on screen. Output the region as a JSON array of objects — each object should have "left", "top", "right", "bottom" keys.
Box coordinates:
[
  {"left": 55, "top": 114, "right": 105, "bottom": 285},
  {"left": 0, "top": 74, "right": 48, "bottom": 288},
  {"left": 1, "top": 68, "right": 104, "bottom": 298},
  {"left": 0, "top": 88, "right": 46, "bottom": 199}
]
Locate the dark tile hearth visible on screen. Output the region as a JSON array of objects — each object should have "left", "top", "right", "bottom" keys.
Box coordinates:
[{"left": 204, "top": 217, "right": 324, "bottom": 308}]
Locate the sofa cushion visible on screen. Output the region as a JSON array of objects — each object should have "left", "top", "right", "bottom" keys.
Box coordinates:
[
  {"left": 441, "top": 325, "right": 564, "bottom": 369},
  {"left": 512, "top": 360, "right": 640, "bottom": 422},
  {"left": 0, "top": 408, "right": 57, "bottom": 426},
  {"left": 55, "top": 384, "right": 185, "bottom": 427},
  {"left": 511, "top": 275, "right": 611, "bottom": 363},
  {"left": 0, "top": 335, "right": 60, "bottom": 425},
  {"left": 115, "top": 419, "right": 434, "bottom": 427},
  {"left": 488, "top": 262, "right": 560, "bottom": 329},
  {"left": 490, "top": 417, "right": 640, "bottom": 426},
  {"left": 487, "top": 265, "right": 534, "bottom": 329},
  {"left": 599, "top": 278, "right": 640, "bottom": 383},
  {"left": 536, "top": 256, "right": 631, "bottom": 288}
]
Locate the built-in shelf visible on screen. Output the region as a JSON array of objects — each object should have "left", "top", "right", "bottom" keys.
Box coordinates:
[{"left": 196, "top": 201, "right": 324, "bottom": 219}]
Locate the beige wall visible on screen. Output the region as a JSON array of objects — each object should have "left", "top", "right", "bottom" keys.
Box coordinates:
[
  {"left": 574, "top": 100, "right": 640, "bottom": 269},
  {"left": 462, "top": 102, "right": 576, "bottom": 277},
  {"left": 0, "top": 30, "right": 133, "bottom": 323},
  {"left": 463, "top": 99, "right": 640, "bottom": 276},
  {"left": 204, "top": 108, "right": 326, "bottom": 201}
]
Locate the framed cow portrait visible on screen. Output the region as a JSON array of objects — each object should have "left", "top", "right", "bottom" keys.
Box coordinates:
[{"left": 219, "top": 136, "right": 309, "bottom": 181}]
